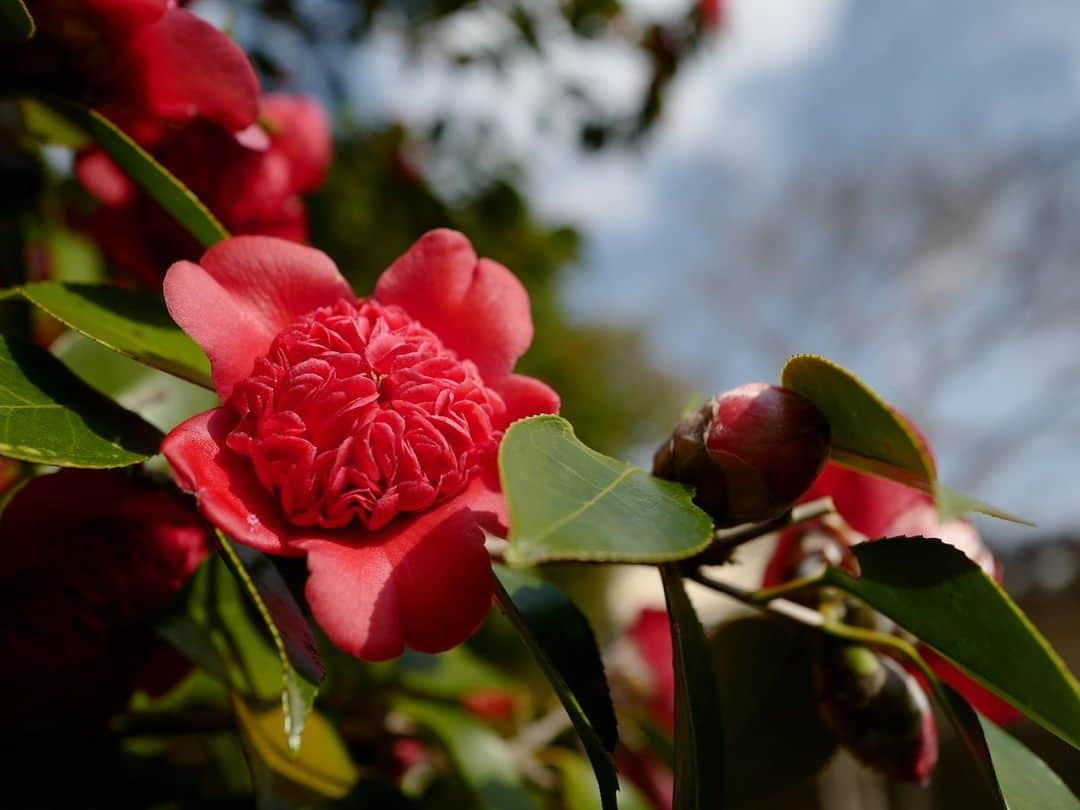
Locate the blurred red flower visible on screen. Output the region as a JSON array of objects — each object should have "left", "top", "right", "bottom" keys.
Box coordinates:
[
  {"left": 0, "top": 469, "right": 210, "bottom": 723},
  {"left": 8, "top": 0, "right": 259, "bottom": 142},
  {"left": 161, "top": 230, "right": 559, "bottom": 660},
  {"left": 764, "top": 461, "right": 1021, "bottom": 726},
  {"left": 77, "top": 93, "right": 332, "bottom": 284}
]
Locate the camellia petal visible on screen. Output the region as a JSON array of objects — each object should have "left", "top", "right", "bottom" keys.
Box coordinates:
[
  {"left": 132, "top": 5, "right": 261, "bottom": 133},
  {"left": 164, "top": 236, "right": 352, "bottom": 397},
  {"left": 375, "top": 229, "right": 534, "bottom": 386},
  {"left": 802, "top": 463, "right": 925, "bottom": 539},
  {"left": 301, "top": 483, "right": 498, "bottom": 660},
  {"left": 497, "top": 373, "right": 562, "bottom": 427},
  {"left": 262, "top": 94, "right": 333, "bottom": 193},
  {"left": 162, "top": 409, "right": 307, "bottom": 557}
]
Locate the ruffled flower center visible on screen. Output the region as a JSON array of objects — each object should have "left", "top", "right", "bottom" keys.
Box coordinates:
[{"left": 226, "top": 299, "right": 505, "bottom": 531}]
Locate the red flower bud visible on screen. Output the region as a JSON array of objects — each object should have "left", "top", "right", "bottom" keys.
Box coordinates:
[
  {"left": 814, "top": 642, "right": 938, "bottom": 784},
  {"left": 653, "top": 383, "right": 830, "bottom": 526}
]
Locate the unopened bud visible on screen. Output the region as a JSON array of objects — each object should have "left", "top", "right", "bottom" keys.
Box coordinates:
[
  {"left": 814, "top": 642, "right": 938, "bottom": 784},
  {"left": 653, "top": 383, "right": 831, "bottom": 526}
]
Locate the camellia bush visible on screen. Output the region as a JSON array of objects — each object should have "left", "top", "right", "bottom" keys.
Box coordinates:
[{"left": 1, "top": 2, "right": 1079, "bottom": 808}]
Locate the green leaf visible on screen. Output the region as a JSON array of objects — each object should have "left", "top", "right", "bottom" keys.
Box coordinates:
[
  {"left": 0, "top": 334, "right": 161, "bottom": 467},
  {"left": 494, "top": 566, "right": 619, "bottom": 810},
  {"left": 0, "top": 0, "right": 33, "bottom": 41},
  {"left": 549, "top": 750, "right": 651, "bottom": 810},
  {"left": 660, "top": 565, "right": 724, "bottom": 810},
  {"left": 19, "top": 282, "right": 212, "bottom": 388},
  {"left": 234, "top": 695, "right": 360, "bottom": 805},
  {"left": 710, "top": 617, "right": 836, "bottom": 806},
  {"left": 19, "top": 100, "right": 89, "bottom": 148},
  {"left": 54, "top": 332, "right": 217, "bottom": 432},
  {"left": 781, "top": 354, "right": 1028, "bottom": 525},
  {"left": 393, "top": 697, "right": 542, "bottom": 810},
  {"left": 37, "top": 97, "right": 228, "bottom": 248},
  {"left": 819, "top": 538, "right": 1080, "bottom": 751},
  {"left": 500, "top": 415, "right": 713, "bottom": 565},
  {"left": 217, "top": 533, "right": 324, "bottom": 753},
  {"left": 980, "top": 716, "right": 1080, "bottom": 809}
]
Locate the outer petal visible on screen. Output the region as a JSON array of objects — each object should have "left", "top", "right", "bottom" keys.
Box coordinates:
[
  {"left": 162, "top": 408, "right": 305, "bottom": 556},
  {"left": 920, "top": 648, "right": 1023, "bottom": 725},
  {"left": 375, "top": 230, "right": 533, "bottom": 386},
  {"left": 132, "top": 6, "right": 260, "bottom": 132},
  {"left": 164, "top": 236, "right": 352, "bottom": 398},
  {"left": 497, "top": 373, "right": 561, "bottom": 428},
  {"left": 803, "top": 463, "right": 926, "bottom": 539},
  {"left": 75, "top": 150, "right": 136, "bottom": 206},
  {"left": 302, "top": 481, "right": 497, "bottom": 661}
]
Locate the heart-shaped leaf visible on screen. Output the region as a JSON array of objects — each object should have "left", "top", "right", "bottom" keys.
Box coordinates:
[
  {"left": 661, "top": 565, "right": 725, "bottom": 810},
  {"left": 710, "top": 617, "right": 836, "bottom": 806},
  {"left": 0, "top": 334, "right": 161, "bottom": 467},
  {"left": 500, "top": 415, "right": 713, "bottom": 565},
  {"left": 781, "top": 355, "right": 1028, "bottom": 524},
  {"left": 818, "top": 537, "right": 1080, "bottom": 751},
  {"left": 495, "top": 566, "right": 619, "bottom": 810},
  {"left": 37, "top": 97, "right": 228, "bottom": 248},
  {"left": 20, "top": 282, "right": 212, "bottom": 388}
]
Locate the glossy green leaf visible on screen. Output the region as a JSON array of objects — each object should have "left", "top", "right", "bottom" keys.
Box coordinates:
[
  {"left": 500, "top": 415, "right": 713, "bottom": 565},
  {"left": 19, "top": 282, "right": 212, "bottom": 388},
  {"left": 0, "top": 334, "right": 161, "bottom": 467},
  {"left": 0, "top": 0, "right": 33, "bottom": 41},
  {"left": 550, "top": 751, "right": 651, "bottom": 810},
  {"left": 54, "top": 332, "right": 217, "bottom": 432},
  {"left": 819, "top": 538, "right": 1080, "bottom": 751},
  {"left": 37, "top": 97, "right": 228, "bottom": 248},
  {"left": 660, "top": 565, "right": 724, "bottom": 810},
  {"left": 393, "top": 697, "right": 541, "bottom": 810},
  {"left": 781, "top": 354, "right": 1028, "bottom": 524},
  {"left": 710, "top": 617, "right": 836, "bottom": 806},
  {"left": 980, "top": 717, "right": 1080, "bottom": 809},
  {"left": 494, "top": 566, "right": 619, "bottom": 810},
  {"left": 217, "top": 533, "right": 324, "bottom": 753},
  {"left": 235, "top": 696, "right": 359, "bottom": 805}
]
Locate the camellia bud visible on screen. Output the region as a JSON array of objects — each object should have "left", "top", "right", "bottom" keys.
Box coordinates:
[
  {"left": 652, "top": 383, "right": 831, "bottom": 526},
  {"left": 814, "top": 641, "right": 938, "bottom": 784}
]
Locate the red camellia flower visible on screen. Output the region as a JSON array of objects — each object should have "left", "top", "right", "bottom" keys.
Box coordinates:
[
  {"left": 8, "top": 0, "right": 259, "bottom": 143},
  {"left": 764, "top": 460, "right": 1021, "bottom": 725},
  {"left": 0, "top": 469, "right": 210, "bottom": 723},
  {"left": 162, "top": 230, "right": 560, "bottom": 660},
  {"left": 77, "top": 93, "right": 332, "bottom": 284}
]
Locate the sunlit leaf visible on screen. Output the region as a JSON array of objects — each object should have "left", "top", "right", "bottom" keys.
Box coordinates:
[
  {"left": 494, "top": 566, "right": 619, "bottom": 810},
  {"left": 54, "top": 332, "right": 217, "bottom": 432},
  {"left": 660, "top": 565, "right": 724, "bottom": 810},
  {"left": 19, "top": 282, "right": 212, "bottom": 388},
  {"left": 393, "top": 697, "right": 541, "bottom": 810},
  {"left": 234, "top": 695, "right": 359, "bottom": 805},
  {"left": 36, "top": 97, "right": 229, "bottom": 248},
  {"left": 781, "top": 354, "right": 1028, "bottom": 524},
  {"left": 710, "top": 617, "right": 836, "bottom": 806},
  {"left": 0, "top": 334, "right": 161, "bottom": 467},
  {"left": 500, "top": 415, "right": 713, "bottom": 565},
  {"left": 816, "top": 538, "right": 1080, "bottom": 751}
]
